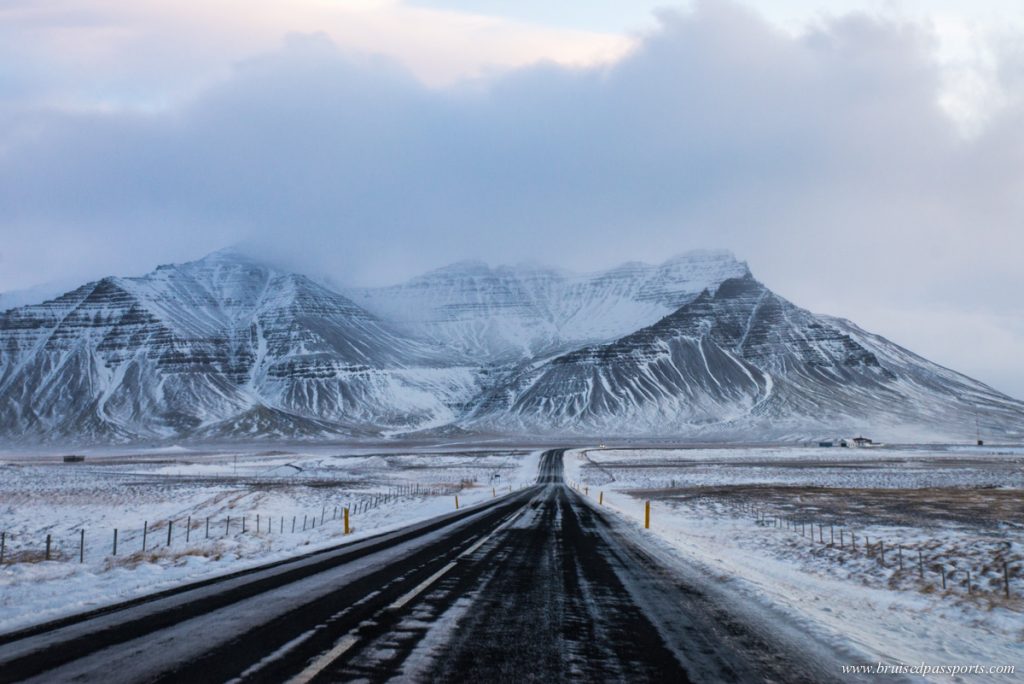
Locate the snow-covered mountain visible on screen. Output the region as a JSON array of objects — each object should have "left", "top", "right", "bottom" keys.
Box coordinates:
[
  {"left": 1, "top": 249, "right": 1021, "bottom": 444},
  {"left": 350, "top": 250, "right": 749, "bottom": 363},
  {"left": 0, "top": 250, "right": 478, "bottom": 441},
  {"left": 465, "top": 273, "right": 1024, "bottom": 442}
]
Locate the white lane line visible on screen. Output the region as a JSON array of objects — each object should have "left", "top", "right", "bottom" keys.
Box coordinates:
[
  {"left": 387, "top": 506, "right": 525, "bottom": 612},
  {"left": 228, "top": 627, "right": 324, "bottom": 684},
  {"left": 386, "top": 562, "right": 459, "bottom": 612},
  {"left": 284, "top": 506, "right": 527, "bottom": 684},
  {"left": 285, "top": 634, "right": 359, "bottom": 684}
]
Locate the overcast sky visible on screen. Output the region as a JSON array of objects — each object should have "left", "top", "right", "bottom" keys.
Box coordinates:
[{"left": 1, "top": 0, "right": 1022, "bottom": 398}]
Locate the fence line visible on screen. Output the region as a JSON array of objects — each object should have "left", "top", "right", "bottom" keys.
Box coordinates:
[
  {"left": 0, "top": 480, "right": 474, "bottom": 566},
  {"left": 737, "top": 500, "right": 1019, "bottom": 600}
]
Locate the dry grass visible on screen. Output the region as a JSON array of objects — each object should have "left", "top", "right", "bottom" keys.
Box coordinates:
[
  {"left": 1, "top": 548, "right": 69, "bottom": 564},
  {"left": 639, "top": 484, "right": 1024, "bottom": 529},
  {"left": 629, "top": 483, "right": 1024, "bottom": 607},
  {"left": 102, "top": 546, "right": 230, "bottom": 571}
]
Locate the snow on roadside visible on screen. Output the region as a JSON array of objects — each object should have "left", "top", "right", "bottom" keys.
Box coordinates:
[
  {"left": 0, "top": 448, "right": 541, "bottom": 634},
  {"left": 565, "top": 447, "right": 1024, "bottom": 681}
]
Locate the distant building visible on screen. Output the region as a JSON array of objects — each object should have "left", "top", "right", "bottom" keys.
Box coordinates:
[{"left": 820, "top": 437, "right": 875, "bottom": 448}]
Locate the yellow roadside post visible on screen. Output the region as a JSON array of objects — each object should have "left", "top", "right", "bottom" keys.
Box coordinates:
[
  {"left": 644, "top": 500, "right": 651, "bottom": 529},
  {"left": 599, "top": 491, "right": 603, "bottom": 505},
  {"left": 455, "top": 495, "right": 460, "bottom": 510},
  {"left": 344, "top": 507, "right": 350, "bottom": 535}
]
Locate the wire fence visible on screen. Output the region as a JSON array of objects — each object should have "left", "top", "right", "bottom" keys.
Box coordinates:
[
  {"left": 737, "top": 501, "right": 1022, "bottom": 600},
  {"left": 574, "top": 480, "right": 1021, "bottom": 602},
  {"left": 0, "top": 481, "right": 477, "bottom": 566}
]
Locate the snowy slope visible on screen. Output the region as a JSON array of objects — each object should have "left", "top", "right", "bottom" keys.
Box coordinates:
[
  {"left": 465, "top": 274, "right": 1024, "bottom": 441},
  {"left": 350, "top": 250, "right": 750, "bottom": 363},
  {"left": 0, "top": 250, "right": 478, "bottom": 442},
  {"left": 1, "top": 249, "right": 1022, "bottom": 443}
]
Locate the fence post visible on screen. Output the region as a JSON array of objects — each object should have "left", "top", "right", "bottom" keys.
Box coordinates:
[
  {"left": 898, "top": 544, "right": 903, "bottom": 571},
  {"left": 344, "top": 507, "right": 350, "bottom": 535},
  {"left": 645, "top": 500, "right": 651, "bottom": 529},
  {"left": 840, "top": 529, "right": 844, "bottom": 548},
  {"left": 455, "top": 495, "right": 460, "bottom": 510},
  {"left": 1, "top": 531, "right": 5, "bottom": 564},
  {"left": 599, "top": 491, "right": 603, "bottom": 506},
  {"left": 46, "top": 534, "right": 51, "bottom": 561},
  {"left": 292, "top": 516, "right": 296, "bottom": 533},
  {"left": 79, "top": 529, "right": 85, "bottom": 563},
  {"left": 113, "top": 529, "right": 118, "bottom": 556},
  {"left": 879, "top": 540, "right": 885, "bottom": 565},
  {"left": 1004, "top": 562, "right": 1011, "bottom": 598},
  {"left": 167, "top": 520, "right": 173, "bottom": 547},
  {"left": 242, "top": 516, "right": 246, "bottom": 534},
  {"left": 281, "top": 516, "right": 284, "bottom": 534},
  {"left": 967, "top": 569, "right": 972, "bottom": 594},
  {"left": 303, "top": 515, "right": 307, "bottom": 531},
  {"left": 226, "top": 516, "right": 230, "bottom": 536},
  {"left": 205, "top": 517, "right": 209, "bottom": 539},
  {"left": 186, "top": 516, "right": 191, "bottom": 543},
  {"left": 257, "top": 514, "right": 260, "bottom": 533},
  {"left": 143, "top": 521, "right": 148, "bottom": 551},
  {"left": 321, "top": 506, "right": 326, "bottom": 525},
  {"left": 942, "top": 565, "right": 946, "bottom": 590},
  {"left": 918, "top": 549, "right": 924, "bottom": 578},
  {"left": 830, "top": 525, "right": 834, "bottom": 545}
]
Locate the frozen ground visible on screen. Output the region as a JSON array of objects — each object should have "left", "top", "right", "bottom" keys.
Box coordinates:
[
  {"left": 0, "top": 446, "right": 540, "bottom": 634},
  {"left": 565, "top": 445, "right": 1024, "bottom": 680}
]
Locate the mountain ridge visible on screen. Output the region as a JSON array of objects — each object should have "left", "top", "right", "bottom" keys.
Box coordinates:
[{"left": 0, "top": 249, "right": 1021, "bottom": 444}]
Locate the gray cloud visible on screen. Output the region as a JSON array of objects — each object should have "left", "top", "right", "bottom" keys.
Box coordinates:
[{"left": 1, "top": 1, "right": 1022, "bottom": 396}]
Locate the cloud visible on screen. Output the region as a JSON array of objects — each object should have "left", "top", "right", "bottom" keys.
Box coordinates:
[
  {"left": 0, "top": 0, "right": 630, "bottom": 110},
  {"left": 0, "top": 1, "right": 1021, "bottom": 396}
]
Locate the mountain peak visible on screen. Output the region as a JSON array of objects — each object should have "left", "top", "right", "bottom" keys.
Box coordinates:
[
  {"left": 193, "top": 246, "right": 270, "bottom": 268},
  {"left": 657, "top": 249, "right": 750, "bottom": 276}
]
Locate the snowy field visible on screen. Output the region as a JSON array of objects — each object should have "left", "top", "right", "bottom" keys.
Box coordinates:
[
  {"left": 0, "top": 446, "right": 540, "bottom": 634},
  {"left": 565, "top": 445, "right": 1024, "bottom": 679}
]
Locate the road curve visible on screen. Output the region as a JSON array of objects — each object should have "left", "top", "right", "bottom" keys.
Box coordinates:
[{"left": 0, "top": 449, "right": 849, "bottom": 683}]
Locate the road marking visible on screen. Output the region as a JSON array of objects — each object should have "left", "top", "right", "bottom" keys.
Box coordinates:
[
  {"left": 387, "top": 561, "right": 459, "bottom": 612},
  {"left": 387, "top": 507, "right": 524, "bottom": 611},
  {"left": 283, "top": 505, "right": 527, "bottom": 684},
  {"left": 285, "top": 635, "right": 359, "bottom": 684}
]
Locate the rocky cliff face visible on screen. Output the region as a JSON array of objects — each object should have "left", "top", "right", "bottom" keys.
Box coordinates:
[{"left": 1, "top": 249, "right": 1021, "bottom": 444}]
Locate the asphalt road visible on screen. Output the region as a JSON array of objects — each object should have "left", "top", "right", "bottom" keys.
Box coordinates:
[{"left": 0, "top": 449, "right": 848, "bottom": 683}]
